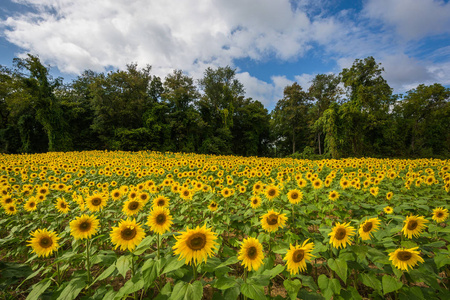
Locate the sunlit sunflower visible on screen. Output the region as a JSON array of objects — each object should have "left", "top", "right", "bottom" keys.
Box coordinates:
[
  {"left": 369, "top": 187, "right": 379, "bottom": 197},
  {"left": 122, "top": 199, "right": 144, "bottom": 216},
  {"left": 27, "top": 229, "right": 60, "bottom": 257},
  {"left": 312, "top": 179, "right": 323, "bottom": 189},
  {"left": 284, "top": 239, "right": 315, "bottom": 275},
  {"left": 70, "top": 214, "right": 100, "bottom": 240},
  {"left": 55, "top": 198, "right": 70, "bottom": 214},
  {"left": 261, "top": 209, "right": 287, "bottom": 232},
  {"left": 386, "top": 192, "right": 393, "bottom": 200},
  {"left": 287, "top": 189, "right": 303, "bottom": 204},
  {"left": 432, "top": 207, "right": 449, "bottom": 223},
  {"left": 389, "top": 247, "right": 424, "bottom": 271},
  {"left": 172, "top": 224, "right": 218, "bottom": 265},
  {"left": 250, "top": 196, "right": 262, "bottom": 209},
  {"left": 111, "top": 189, "right": 122, "bottom": 201},
  {"left": 358, "top": 218, "right": 381, "bottom": 241},
  {"left": 329, "top": 222, "right": 355, "bottom": 249},
  {"left": 147, "top": 207, "right": 173, "bottom": 235},
  {"left": 402, "top": 215, "right": 428, "bottom": 239},
  {"left": 110, "top": 218, "right": 146, "bottom": 251},
  {"left": 138, "top": 192, "right": 150, "bottom": 204},
  {"left": 24, "top": 197, "right": 38, "bottom": 212},
  {"left": 265, "top": 185, "right": 280, "bottom": 201},
  {"left": 153, "top": 195, "right": 170, "bottom": 208},
  {"left": 179, "top": 187, "right": 193, "bottom": 201},
  {"left": 208, "top": 201, "right": 218, "bottom": 212},
  {"left": 86, "top": 194, "right": 107, "bottom": 212},
  {"left": 4, "top": 204, "right": 17, "bottom": 215},
  {"left": 383, "top": 206, "right": 394, "bottom": 214},
  {"left": 328, "top": 190, "right": 339, "bottom": 201},
  {"left": 238, "top": 237, "right": 264, "bottom": 271}
]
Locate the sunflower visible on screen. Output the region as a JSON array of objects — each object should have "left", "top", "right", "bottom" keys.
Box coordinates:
[
  {"left": 287, "top": 189, "right": 303, "bottom": 204},
  {"left": 27, "top": 229, "right": 60, "bottom": 257},
  {"left": 250, "top": 196, "right": 262, "bottom": 209},
  {"left": 265, "top": 185, "right": 279, "bottom": 201},
  {"left": 122, "top": 199, "right": 144, "bottom": 216},
  {"left": 172, "top": 224, "right": 218, "bottom": 265},
  {"left": 238, "top": 237, "right": 264, "bottom": 271},
  {"left": 369, "top": 187, "right": 379, "bottom": 197},
  {"left": 261, "top": 210, "right": 287, "bottom": 232},
  {"left": 110, "top": 218, "right": 146, "bottom": 252},
  {"left": 4, "top": 204, "right": 17, "bottom": 215},
  {"left": 86, "top": 194, "right": 107, "bottom": 212},
  {"left": 24, "top": 197, "right": 38, "bottom": 212},
  {"left": 386, "top": 192, "right": 393, "bottom": 200},
  {"left": 328, "top": 190, "right": 339, "bottom": 201},
  {"left": 358, "top": 218, "right": 381, "bottom": 241},
  {"left": 111, "top": 189, "right": 122, "bottom": 201},
  {"left": 383, "top": 206, "right": 394, "bottom": 214},
  {"left": 179, "top": 187, "right": 193, "bottom": 201},
  {"left": 147, "top": 207, "right": 173, "bottom": 235},
  {"left": 149, "top": 196, "right": 167, "bottom": 209},
  {"left": 402, "top": 215, "right": 428, "bottom": 239},
  {"left": 138, "top": 192, "right": 150, "bottom": 204},
  {"left": 284, "top": 239, "right": 315, "bottom": 275},
  {"left": 432, "top": 207, "right": 449, "bottom": 223},
  {"left": 70, "top": 214, "right": 100, "bottom": 240},
  {"left": 312, "top": 179, "right": 323, "bottom": 189},
  {"left": 55, "top": 198, "right": 70, "bottom": 214},
  {"left": 329, "top": 222, "right": 355, "bottom": 249},
  {"left": 389, "top": 247, "right": 424, "bottom": 271},
  {"left": 208, "top": 201, "right": 218, "bottom": 212}
]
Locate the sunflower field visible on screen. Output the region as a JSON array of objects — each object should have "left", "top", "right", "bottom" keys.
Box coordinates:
[{"left": 1, "top": 151, "right": 449, "bottom": 300}]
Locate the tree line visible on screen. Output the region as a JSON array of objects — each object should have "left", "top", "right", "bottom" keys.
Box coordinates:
[{"left": 0, "top": 54, "right": 449, "bottom": 158}]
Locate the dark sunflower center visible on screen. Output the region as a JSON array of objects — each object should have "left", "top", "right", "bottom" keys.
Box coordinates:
[
  {"left": 157, "top": 200, "right": 165, "bottom": 206},
  {"left": 39, "top": 237, "right": 53, "bottom": 248},
  {"left": 211, "top": 203, "right": 216, "bottom": 208},
  {"left": 363, "top": 222, "right": 373, "bottom": 232},
  {"left": 8, "top": 206, "right": 15, "bottom": 212},
  {"left": 252, "top": 199, "right": 258, "bottom": 204},
  {"left": 156, "top": 213, "right": 166, "bottom": 225},
  {"left": 29, "top": 202, "right": 35, "bottom": 207},
  {"left": 60, "top": 202, "right": 66, "bottom": 209},
  {"left": 130, "top": 193, "right": 137, "bottom": 199},
  {"left": 121, "top": 227, "right": 137, "bottom": 241},
  {"left": 314, "top": 181, "right": 320, "bottom": 186},
  {"left": 91, "top": 197, "right": 102, "bottom": 206},
  {"left": 128, "top": 201, "right": 139, "bottom": 211},
  {"left": 291, "top": 192, "right": 298, "bottom": 199},
  {"left": 79, "top": 221, "right": 91, "bottom": 232},
  {"left": 407, "top": 220, "right": 418, "bottom": 231},
  {"left": 187, "top": 233, "right": 206, "bottom": 250},
  {"left": 436, "top": 212, "right": 444, "bottom": 218},
  {"left": 335, "top": 228, "right": 347, "bottom": 240},
  {"left": 293, "top": 249, "right": 305, "bottom": 263},
  {"left": 331, "top": 193, "right": 336, "bottom": 198},
  {"left": 247, "top": 246, "right": 257, "bottom": 259},
  {"left": 267, "top": 214, "right": 278, "bottom": 225},
  {"left": 113, "top": 192, "right": 120, "bottom": 198},
  {"left": 255, "top": 185, "right": 261, "bottom": 190},
  {"left": 5, "top": 198, "right": 12, "bottom": 204},
  {"left": 183, "top": 191, "right": 189, "bottom": 197},
  {"left": 140, "top": 195, "right": 148, "bottom": 201},
  {"left": 397, "top": 251, "right": 412, "bottom": 261},
  {"left": 268, "top": 189, "right": 276, "bottom": 196}
]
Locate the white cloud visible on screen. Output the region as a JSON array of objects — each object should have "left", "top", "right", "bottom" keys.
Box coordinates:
[{"left": 364, "top": 0, "right": 450, "bottom": 40}]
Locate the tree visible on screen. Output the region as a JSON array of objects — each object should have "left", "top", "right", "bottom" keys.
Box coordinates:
[
  {"left": 271, "top": 83, "right": 310, "bottom": 156},
  {"left": 308, "top": 74, "right": 341, "bottom": 155}
]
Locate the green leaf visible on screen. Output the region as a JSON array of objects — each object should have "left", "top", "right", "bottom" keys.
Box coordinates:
[
  {"left": 240, "top": 282, "right": 266, "bottom": 300},
  {"left": 142, "top": 259, "right": 160, "bottom": 289},
  {"left": 91, "top": 264, "right": 116, "bottom": 286},
  {"left": 133, "top": 235, "right": 155, "bottom": 255},
  {"left": 114, "top": 275, "right": 145, "bottom": 300},
  {"left": 162, "top": 256, "right": 186, "bottom": 275},
  {"left": 283, "top": 279, "right": 302, "bottom": 300},
  {"left": 328, "top": 258, "right": 347, "bottom": 282},
  {"left": 296, "top": 275, "right": 318, "bottom": 291},
  {"left": 216, "top": 256, "right": 240, "bottom": 269},
  {"left": 262, "top": 264, "right": 285, "bottom": 279},
  {"left": 57, "top": 277, "right": 86, "bottom": 300},
  {"left": 318, "top": 275, "right": 340, "bottom": 300},
  {"left": 185, "top": 281, "right": 203, "bottom": 300},
  {"left": 247, "top": 274, "right": 271, "bottom": 286},
  {"left": 115, "top": 255, "right": 131, "bottom": 278},
  {"left": 360, "top": 273, "right": 382, "bottom": 291},
  {"left": 26, "top": 278, "right": 52, "bottom": 300},
  {"left": 434, "top": 253, "right": 450, "bottom": 269},
  {"left": 382, "top": 275, "right": 403, "bottom": 295},
  {"left": 214, "top": 276, "right": 238, "bottom": 290}
]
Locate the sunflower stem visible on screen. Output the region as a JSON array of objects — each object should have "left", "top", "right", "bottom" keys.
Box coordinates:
[
  {"left": 86, "top": 239, "right": 92, "bottom": 285},
  {"left": 193, "top": 264, "right": 198, "bottom": 281},
  {"left": 243, "top": 268, "right": 248, "bottom": 300}
]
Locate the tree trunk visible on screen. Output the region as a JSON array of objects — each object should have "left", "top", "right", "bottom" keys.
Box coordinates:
[{"left": 318, "top": 132, "right": 322, "bottom": 155}]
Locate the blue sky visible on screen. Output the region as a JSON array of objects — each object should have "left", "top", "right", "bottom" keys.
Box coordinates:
[{"left": 1, "top": 0, "right": 449, "bottom": 110}]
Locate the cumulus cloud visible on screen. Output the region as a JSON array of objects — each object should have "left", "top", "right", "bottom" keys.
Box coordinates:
[{"left": 364, "top": 0, "right": 450, "bottom": 40}]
